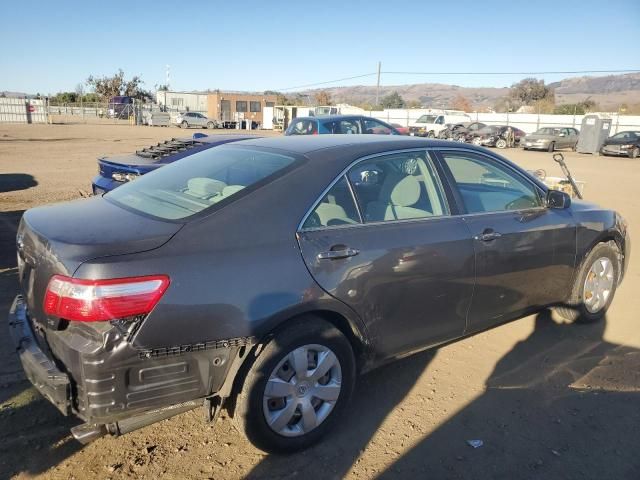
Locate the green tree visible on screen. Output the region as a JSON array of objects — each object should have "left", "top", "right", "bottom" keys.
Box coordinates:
[
  {"left": 381, "top": 91, "right": 405, "bottom": 109},
  {"left": 554, "top": 98, "right": 596, "bottom": 115}
]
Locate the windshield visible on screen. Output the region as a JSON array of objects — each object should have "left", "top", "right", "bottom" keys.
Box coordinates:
[
  {"left": 106, "top": 146, "right": 297, "bottom": 220},
  {"left": 478, "top": 125, "right": 500, "bottom": 134},
  {"left": 416, "top": 115, "right": 438, "bottom": 124},
  {"left": 611, "top": 131, "right": 640, "bottom": 140},
  {"left": 534, "top": 127, "right": 561, "bottom": 135}
]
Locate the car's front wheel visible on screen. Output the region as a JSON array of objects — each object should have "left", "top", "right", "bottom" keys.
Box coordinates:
[
  {"left": 496, "top": 138, "right": 507, "bottom": 149},
  {"left": 629, "top": 146, "right": 639, "bottom": 159},
  {"left": 548, "top": 141, "right": 555, "bottom": 152},
  {"left": 181, "top": 120, "right": 188, "bottom": 128},
  {"left": 207, "top": 122, "right": 215, "bottom": 129},
  {"left": 555, "top": 241, "right": 620, "bottom": 323},
  {"left": 234, "top": 317, "right": 355, "bottom": 453}
]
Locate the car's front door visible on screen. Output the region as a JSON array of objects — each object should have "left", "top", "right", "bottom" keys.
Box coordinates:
[
  {"left": 437, "top": 149, "right": 576, "bottom": 333},
  {"left": 297, "top": 150, "right": 475, "bottom": 360}
]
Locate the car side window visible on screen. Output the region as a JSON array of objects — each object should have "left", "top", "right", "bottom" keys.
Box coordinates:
[
  {"left": 302, "top": 176, "right": 360, "bottom": 229},
  {"left": 287, "top": 119, "right": 317, "bottom": 135},
  {"left": 441, "top": 151, "right": 542, "bottom": 213},
  {"left": 339, "top": 119, "right": 361, "bottom": 134},
  {"left": 362, "top": 118, "right": 392, "bottom": 135},
  {"left": 348, "top": 151, "right": 447, "bottom": 222}
]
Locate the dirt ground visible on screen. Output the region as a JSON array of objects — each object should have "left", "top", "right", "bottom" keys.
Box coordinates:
[{"left": 1, "top": 123, "right": 639, "bottom": 480}]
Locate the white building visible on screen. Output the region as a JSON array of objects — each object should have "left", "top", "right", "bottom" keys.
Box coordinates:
[{"left": 155, "top": 91, "right": 208, "bottom": 114}]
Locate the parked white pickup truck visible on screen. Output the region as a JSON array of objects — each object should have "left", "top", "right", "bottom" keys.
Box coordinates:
[{"left": 409, "top": 113, "right": 471, "bottom": 137}]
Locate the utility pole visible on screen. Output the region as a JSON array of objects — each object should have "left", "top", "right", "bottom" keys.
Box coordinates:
[{"left": 375, "top": 61, "right": 381, "bottom": 107}]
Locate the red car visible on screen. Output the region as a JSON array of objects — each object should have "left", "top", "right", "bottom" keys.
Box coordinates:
[{"left": 391, "top": 123, "right": 410, "bottom": 135}]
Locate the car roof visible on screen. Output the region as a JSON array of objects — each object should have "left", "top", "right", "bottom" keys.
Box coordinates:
[
  {"left": 231, "top": 134, "right": 468, "bottom": 155},
  {"left": 290, "top": 114, "right": 379, "bottom": 122}
]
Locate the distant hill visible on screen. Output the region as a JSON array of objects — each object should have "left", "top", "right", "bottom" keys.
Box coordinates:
[{"left": 301, "top": 73, "right": 640, "bottom": 110}]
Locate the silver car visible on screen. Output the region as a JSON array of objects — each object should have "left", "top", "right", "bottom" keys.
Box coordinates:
[
  {"left": 522, "top": 127, "right": 579, "bottom": 152},
  {"left": 175, "top": 112, "right": 218, "bottom": 129}
]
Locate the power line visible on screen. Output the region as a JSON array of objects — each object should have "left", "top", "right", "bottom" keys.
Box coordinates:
[
  {"left": 277, "top": 72, "right": 377, "bottom": 91},
  {"left": 383, "top": 69, "right": 640, "bottom": 75},
  {"left": 275, "top": 68, "right": 640, "bottom": 92}
]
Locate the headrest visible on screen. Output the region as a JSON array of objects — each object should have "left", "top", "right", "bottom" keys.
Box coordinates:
[
  {"left": 222, "top": 185, "right": 244, "bottom": 197},
  {"left": 390, "top": 176, "right": 420, "bottom": 207},
  {"left": 186, "top": 177, "right": 226, "bottom": 198}
]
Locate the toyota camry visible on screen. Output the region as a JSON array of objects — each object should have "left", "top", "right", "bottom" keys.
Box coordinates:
[{"left": 9, "top": 135, "right": 630, "bottom": 453}]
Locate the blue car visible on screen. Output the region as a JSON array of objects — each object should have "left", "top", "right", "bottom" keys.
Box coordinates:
[
  {"left": 284, "top": 114, "right": 401, "bottom": 136},
  {"left": 92, "top": 134, "right": 258, "bottom": 194}
]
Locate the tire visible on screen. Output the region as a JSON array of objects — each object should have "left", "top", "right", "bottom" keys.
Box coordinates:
[
  {"left": 181, "top": 120, "right": 188, "bottom": 129},
  {"left": 427, "top": 131, "right": 436, "bottom": 138},
  {"left": 472, "top": 137, "right": 482, "bottom": 146},
  {"left": 207, "top": 122, "right": 215, "bottom": 129},
  {"left": 234, "top": 316, "right": 356, "bottom": 453},
  {"left": 572, "top": 143, "right": 577, "bottom": 152},
  {"left": 629, "top": 146, "right": 639, "bottom": 159},
  {"left": 496, "top": 138, "right": 507, "bottom": 149},
  {"left": 523, "top": 147, "right": 529, "bottom": 151},
  {"left": 555, "top": 241, "right": 620, "bottom": 323},
  {"left": 547, "top": 142, "right": 555, "bottom": 153}
]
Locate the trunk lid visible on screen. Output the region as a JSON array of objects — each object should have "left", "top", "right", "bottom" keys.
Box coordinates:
[{"left": 17, "top": 196, "right": 183, "bottom": 328}]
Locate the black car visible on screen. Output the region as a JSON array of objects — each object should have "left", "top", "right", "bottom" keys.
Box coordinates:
[
  {"left": 600, "top": 131, "right": 640, "bottom": 158},
  {"left": 470, "top": 125, "right": 525, "bottom": 148},
  {"left": 9, "top": 136, "right": 630, "bottom": 453},
  {"left": 439, "top": 122, "right": 487, "bottom": 141}
]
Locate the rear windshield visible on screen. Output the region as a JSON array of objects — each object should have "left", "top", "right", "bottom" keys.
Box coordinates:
[{"left": 106, "top": 146, "right": 296, "bottom": 220}]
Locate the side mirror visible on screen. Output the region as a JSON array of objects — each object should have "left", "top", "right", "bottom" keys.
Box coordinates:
[
  {"left": 546, "top": 189, "right": 571, "bottom": 209},
  {"left": 558, "top": 132, "right": 566, "bottom": 137}
]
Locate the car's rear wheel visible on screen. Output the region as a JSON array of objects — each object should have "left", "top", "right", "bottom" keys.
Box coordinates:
[
  {"left": 547, "top": 142, "right": 555, "bottom": 152},
  {"left": 472, "top": 137, "right": 482, "bottom": 146},
  {"left": 234, "top": 317, "right": 355, "bottom": 453},
  {"left": 496, "top": 138, "right": 507, "bottom": 149},
  {"left": 572, "top": 143, "right": 577, "bottom": 152},
  {"left": 629, "top": 146, "right": 639, "bottom": 159},
  {"left": 555, "top": 242, "right": 620, "bottom": 323},
  {"left": 427, "top": 131, "right": 436, "bottom": 138},
  {"left": 181, "top": 120, "right": 188, "bottom": 128}
]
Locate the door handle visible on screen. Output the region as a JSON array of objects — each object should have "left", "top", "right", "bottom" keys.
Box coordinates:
[
  {"left": 474, "top": 231, "right": 502, "bottom": 242},
  {"left": 317, "top": 247, "right": 360, "bottom": 260}
]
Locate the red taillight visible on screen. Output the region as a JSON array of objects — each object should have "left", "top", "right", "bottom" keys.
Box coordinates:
[{"left": 43, "top": 275, "right": 170, "bottom": 322}]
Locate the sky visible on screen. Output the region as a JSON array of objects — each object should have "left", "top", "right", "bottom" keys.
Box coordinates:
[{"left": 1, "top": 0, "right": 639, "bottom": 95}]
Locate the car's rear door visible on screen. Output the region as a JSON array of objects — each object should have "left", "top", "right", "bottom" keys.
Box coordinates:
[
  {"left": 297, "top": 149, "right": 475, "bottom": 360},
  {"left": 436, "top": 148, "right": 576, "bottom": 333}
]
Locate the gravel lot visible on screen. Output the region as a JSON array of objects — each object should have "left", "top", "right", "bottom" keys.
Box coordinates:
[{"left": 1, "top": 123, "right": 639, "bottom": 479}]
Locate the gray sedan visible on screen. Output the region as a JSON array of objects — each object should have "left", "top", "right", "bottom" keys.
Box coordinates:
[
  {"left": 9, "top": 136, "right": 630, "bottom": 453},
  {"left": 522, "top": 127, "right": 579, "bottom": 152}
]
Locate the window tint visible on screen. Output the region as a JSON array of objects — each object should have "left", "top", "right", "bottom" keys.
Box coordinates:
[
  {"left": 348, "top": 152, "right": 447, "bottom": 222},
  {"left": 302, "top": 176, "right": 360, "bottom": 229},
  {"left": 442, "top": 152, "right": 542, "bottom": 213},
  {"left": 107, "top": 146, "right": 296, "bottom": 220},
  {"left": 362, "top": 118, "right": 393, "bottom": 135},
  {"left": 236, "top": 101, "right": 248, "bottom": 112},
  {"left": 323, "top": 119, "right": 361, "bottom": 134},
  {"left": 250, "top": 101, "right": 261, "bottom": 112}
]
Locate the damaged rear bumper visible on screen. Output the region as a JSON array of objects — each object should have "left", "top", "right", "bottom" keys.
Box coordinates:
[
  {"left": 8, "top": 295, "right": 71, "bottom": 415},
  {"left": 8, "top": 294, "right": 254, "bottom": 441}
]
